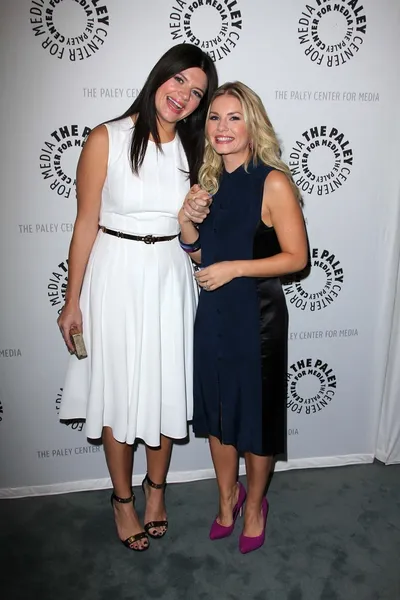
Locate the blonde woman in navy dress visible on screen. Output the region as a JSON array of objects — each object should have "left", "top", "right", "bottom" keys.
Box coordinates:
[
  {"left": 179, "top": 82, "right": 308, "bottom": 553},
  {"left": 57, "top": 45, "right": 217, "bottom": 552}
]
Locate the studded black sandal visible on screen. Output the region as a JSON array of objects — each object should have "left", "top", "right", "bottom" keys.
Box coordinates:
[
  {"left": 141, "top": 474, "right": 168, "bottom": 539},
  {"left": 110, "top": 490, "right": 149, "bottom": 551}
]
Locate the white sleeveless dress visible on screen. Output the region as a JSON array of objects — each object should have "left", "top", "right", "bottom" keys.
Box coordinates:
[{"left": 60, "top": 117, "right": 198, "bottom": 446}]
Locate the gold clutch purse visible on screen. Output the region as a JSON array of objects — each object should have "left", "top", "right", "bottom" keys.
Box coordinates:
[{"left": 70, "top": 326, "right": 88, "bottom": 360}]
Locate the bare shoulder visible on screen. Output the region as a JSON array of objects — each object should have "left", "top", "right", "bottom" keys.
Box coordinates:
[
  {"left": 76, "top": 124, "right": 109, "bottom": 191},
  {"left": 263, "top": 169, "right": 300, "bottom": 212},
  {"left": 85, "top": 124, "right": 109, "bottom": 148},
  {"left": 79, "top": 124, "right": 108, "bottom": 164},
  {"left": 263, "top": 169, "right": 294, "bottom": 196}
]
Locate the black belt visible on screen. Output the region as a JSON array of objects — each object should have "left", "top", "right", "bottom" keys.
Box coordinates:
[{"left": 100, "top": 227, "right": 178, "bottom": 244}]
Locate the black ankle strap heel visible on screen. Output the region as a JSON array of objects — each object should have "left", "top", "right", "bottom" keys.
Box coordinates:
[
  {"left": 141, "top": 474, "right": 168, "bottom": 539},
  {"left": 110, "top": 490, "right": 134, "bottom": 504},
  {"left": 110, "top": 490, "right": 149, "bottom": 551}
]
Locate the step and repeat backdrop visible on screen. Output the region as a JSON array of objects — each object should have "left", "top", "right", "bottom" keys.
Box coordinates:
[{"left": 1, "top": 0, "right": 399, "bottom": 496}]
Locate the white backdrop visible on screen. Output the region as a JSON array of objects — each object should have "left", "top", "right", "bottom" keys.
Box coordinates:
[{"left": 1, "top": 0, "right": 399, "bottom": 497}]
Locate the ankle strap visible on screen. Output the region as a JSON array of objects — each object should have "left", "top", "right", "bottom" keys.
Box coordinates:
[
  {"left": 111, "top": 490, "right": 135, "bottom": 503},
  {"left": 145, "top": 474, "right": 166, "bottom": 489}
]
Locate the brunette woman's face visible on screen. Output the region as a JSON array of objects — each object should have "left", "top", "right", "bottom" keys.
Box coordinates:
[
  {"left": 155, "top": 67, "right": 208, "bottom": 128},
  {"left": 206, "top": 94, "right": 250, "bottom": 163}
]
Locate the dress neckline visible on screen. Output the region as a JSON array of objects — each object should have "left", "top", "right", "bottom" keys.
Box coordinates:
[
  {"left": 127, "top": 116, "right": 176, "bottom": 145},
  {"left": 223, "top": 159, "right": 255, "bottom": 177},
  {"left": 224, "top": 164, "right": 244, "bottom": 176}
]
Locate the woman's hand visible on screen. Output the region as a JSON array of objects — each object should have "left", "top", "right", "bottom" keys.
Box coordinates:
[
  {"left": 195, "top": 262, "right": 238, "bottom": 291},
  {"left": 180, "top": 184, "right": 212, "bottom": 225},
  {"left": 57, "top": 301, "right": 83, "bottom": 353}
]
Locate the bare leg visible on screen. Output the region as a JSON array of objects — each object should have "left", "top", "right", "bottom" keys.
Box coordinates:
[
  {"left": 143, "top": 434, "right": 172, "bottom": 536},
  {"left": 243, "top": 453, "right": 273, "bottom": 537},
  {"left": 103, "top": 426, "right": 148, "bottom": 550},
  {"left": 209, "top": 435, "right": 239, "bottom": 526}
]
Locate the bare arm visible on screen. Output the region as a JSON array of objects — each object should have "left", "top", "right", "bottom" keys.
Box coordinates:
[
  {"left": 178, "top": 216, "right": 202, "bottom": 264},
  {"left": 57, "top": 125, "right": 108, "bottom": 350}
]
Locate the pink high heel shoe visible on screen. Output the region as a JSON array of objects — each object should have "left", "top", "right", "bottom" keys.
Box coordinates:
[
  {"left": 209, "top": 481, "right": 247, "bottom": 540},
  {"left": 239, "top": 497, "right": 269, "bottom": 554}
]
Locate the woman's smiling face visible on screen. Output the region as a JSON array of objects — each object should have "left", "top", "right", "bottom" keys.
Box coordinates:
[
  {"left": 154, "top": 67, "right": 208, "bottom": 128},
  {"left": 206, "top": 94, "right": 250, "bottom": 165}
]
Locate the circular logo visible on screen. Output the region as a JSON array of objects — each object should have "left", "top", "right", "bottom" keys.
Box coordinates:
[
  {"left": 289, "top": 125, "right": 353, "bottom": 196},
  {"left": 287, "top": 358, "right": 337, "bottom": 415},
  {"left": 284, "top": 248, "right": 343, "bottom": 311},
  {"left": 40, "top": 125, "right": 91, "bottom": 198},
  {"left": 56, "top": 388, "right": 84, "bottom": 431},
  {"left": 48, "top": 260, "right": 68, "bottom": 314},
  {"left": 298, "top": 0, "right": 367, "bottom": 67},
  {"left": 30, "top": 0, "right": 110, "bottom": 61},
  {"left": 169, "top": 0, "right": 243, "bottom": 61}
]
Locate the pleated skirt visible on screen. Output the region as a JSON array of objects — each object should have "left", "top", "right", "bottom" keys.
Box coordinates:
[
  {"left": 59, "top": 229, "right": 198, "bottom": 446},
  {"left": 193, "top": 277, "right": 288, "bottom": 456}
]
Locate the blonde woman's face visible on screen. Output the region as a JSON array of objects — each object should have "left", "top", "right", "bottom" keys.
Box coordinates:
[{"left": 207, "top": 95, "right": 250, "bottom": 161}]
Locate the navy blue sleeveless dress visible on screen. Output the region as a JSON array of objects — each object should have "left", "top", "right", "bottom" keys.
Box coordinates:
[{"left": 193, "top": 161, "right": 288, "bottom": 456}]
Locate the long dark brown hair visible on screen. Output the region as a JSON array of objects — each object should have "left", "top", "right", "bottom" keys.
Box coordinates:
[{"left": 113, "top": 44, "right": 218, "bottom": 185}]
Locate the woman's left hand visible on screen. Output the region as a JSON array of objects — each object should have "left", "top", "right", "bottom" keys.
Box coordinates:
[
  {"left": 195, "top": 262, "right": 238, "bottom": 291},
  {"left": 182, "top": 184, "right": 212, "bottom": 224}
]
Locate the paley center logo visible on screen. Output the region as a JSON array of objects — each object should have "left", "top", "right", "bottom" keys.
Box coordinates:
[
  {"left": 169, "top": 0, "right": 243, "bottom": 61},
  {"left": 289, "top": 125, "right": 353, "bottom": 196},
  {"left": 40, "top": 125, "right": 91, "bottom": 198},
  {"left": 30, "top": 0, "right": 110, "bottom": 61},
  {"left": 56, "top": 388, "right": 84, "bottom": 431},
  {"left": 48, "top": 259, "right": 68, "bottom": 314},
  {"left": 284, "top": 248, "right": 344, "bottom": 311},
  {"left": 298, "top": 0, "right": 367, "bottom": 67},
  {"left": 287, "top": 357, "right": 337, "bottom": 415}
]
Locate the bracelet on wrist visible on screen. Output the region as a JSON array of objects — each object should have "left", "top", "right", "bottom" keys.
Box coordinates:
[{"left": 178, "top": 233, "right": 201, "bottom": 253}]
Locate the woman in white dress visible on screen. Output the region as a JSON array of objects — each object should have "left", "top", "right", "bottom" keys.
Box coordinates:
[{"left": 57, "top": 44, "right": 218, "bottom": 552}]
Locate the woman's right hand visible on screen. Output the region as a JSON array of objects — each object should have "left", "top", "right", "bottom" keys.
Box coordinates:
[
  {"left": 57, "top": 301, "right": 83, "bottom": 353},
  {"left": 180, "top": 184, "right": 212, "bottom": 224}
]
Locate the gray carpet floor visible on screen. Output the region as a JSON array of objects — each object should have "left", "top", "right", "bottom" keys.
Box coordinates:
[{"left": 1, "top": 461, "right": 400, "bottom": 600}]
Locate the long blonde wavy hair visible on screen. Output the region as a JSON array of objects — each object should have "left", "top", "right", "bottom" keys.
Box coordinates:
[{"left": 198, "top": 81, "right": 302, "bottom": 203}]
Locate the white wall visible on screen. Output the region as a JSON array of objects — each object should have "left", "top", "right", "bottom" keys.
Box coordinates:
[{"left": 1, "top": 0, "right": 399, "bottom": 497}]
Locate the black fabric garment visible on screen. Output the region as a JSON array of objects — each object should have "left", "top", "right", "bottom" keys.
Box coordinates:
[{"left": 193, "top": 161, "right": 288, "bottom": 456}]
